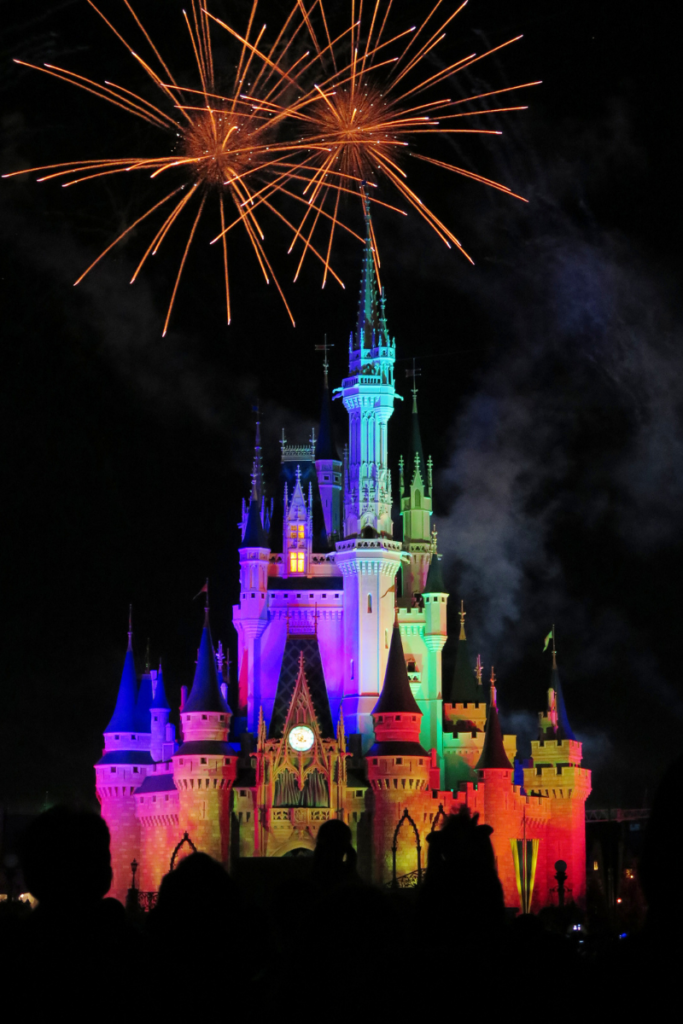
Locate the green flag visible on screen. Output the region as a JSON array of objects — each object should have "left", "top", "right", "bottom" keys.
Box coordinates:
[{"left": 543, "top": 629, "right": 553, "bottom": 652}]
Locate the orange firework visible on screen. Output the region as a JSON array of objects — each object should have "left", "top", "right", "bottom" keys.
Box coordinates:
[
  {"left": 3, "top": 1, "right": 356, "bottom": 333},
  {"left": 238, "top": 0, "right": 540, "bottom": 273}
]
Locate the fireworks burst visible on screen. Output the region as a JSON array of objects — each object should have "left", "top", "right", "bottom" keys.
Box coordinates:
[
  {"left": 263, "top": 0, "right": 540, "bottom": 273},
  {"left": 4, "top": 1, "right": 538, "bottom": 331},
  {"left": 4, "top": 1, "right": 355, "bottom": 332}
]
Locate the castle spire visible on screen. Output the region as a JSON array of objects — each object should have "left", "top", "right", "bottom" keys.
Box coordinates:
[
  {"left": 476, "top": 676, "right": 512, "bottom": 770},
  {"left": 150, "top": 659, "right": 170, "bottom": 710},
  {"left": 104, "top": 611, "right": 138, "bottom": 733},
  {"left": 354, "top": 190, "right": 382, "bottom": 351},
  {"left": 251, "top": 404, "right": 264, "bottom": 504},
  {"left": 405, "top": 359, "right": 427, "bottom": 494},
  {"left": 449, "top": 601, "right": 482, "bottom": 704},
  {"left": 550, "top": 632, "right": 576, "bottom": 741},
  {"left": 372, "top": 624, "right": 422, "bottom": 716},
  {"left": 184, "top": 606, "right": 230, "bottom": 714},
  {"left": 314, "top": 340, "right": 339, "bottom": 462}
]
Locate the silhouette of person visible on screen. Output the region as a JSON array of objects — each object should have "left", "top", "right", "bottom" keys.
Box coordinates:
[
  {"left": 310, "top": 819, "right": 362, "bottom": 892},
  {"left": 12, "top": 806, "right": 140, "bottom": 1005}
]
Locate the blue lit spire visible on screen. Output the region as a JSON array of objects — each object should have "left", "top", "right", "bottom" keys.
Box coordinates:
[
  {"left": 105, "top": 607, "right": 138, "bottom": 733},
  {"left": 151, "top": 660, "right": 170, "bottom": 711},
  {"left": 184, "top": 601, "right": 230, "bottom": 714}
]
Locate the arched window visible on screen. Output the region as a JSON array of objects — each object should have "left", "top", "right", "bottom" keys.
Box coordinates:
[
  {"left": 415, "top": 490, "right": 421, "bottom": 508},
  {"left": 367, "top": 594, "right": 373, "bottom": 613}
]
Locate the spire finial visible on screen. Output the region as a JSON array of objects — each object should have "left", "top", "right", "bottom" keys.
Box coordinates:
[
  {"left": 405, "top": 357, "right": 420, "bottom": 411},
  {"left": 551, "top": 623, "right": 557, "bottom": 670},
  {"left": 459, "top": 600, "right": 466, "bottom": 641},
  {"left": 315, "top": 335, "right": 334, "bottom": 388},
  {"left": 204, "top": 578, "right": 210, "bottom": 624},
  {"left": 475, "top": 653, "right": 483, "bottom": 686},
  {"left": 251, "top": 401, "right": 263, "bottom": 502},
  {"left": 127, "top": 604, "right": 133, "bottom": 652},
  {"left": 144, "top": 638, "right": 151, "bottom": 673},
  {"left": 490, "top": 667, "right": 497, "bottom": 709},
  {"left": 431, "top": 525, "right": 438, "bottom": 554}
]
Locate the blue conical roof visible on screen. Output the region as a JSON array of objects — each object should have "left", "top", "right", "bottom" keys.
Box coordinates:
[
  {"left": 151, "top": 663, "right": 170, "bottom": 710},
  {"left": 242, "top": 497, "right": 268, "bottom": 548},
  {"left": 184, "top": 612, "right": 230, "bottom": 714},
  {"left": 135, "top": 671, "right": 154, "bottom": 732},
  {"left": 105, "top": 639, "right": 138, "bottom": 733}
]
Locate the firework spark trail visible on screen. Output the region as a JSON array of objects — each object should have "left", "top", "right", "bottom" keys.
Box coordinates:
[
  {"left": 252, "top": 0, "right": 539, "bottom": 270},
  {"left": 4, "top": 1, "right": 357, "bottom": 331},
  {"left": 4, "top": 1, "right": 537, "bottom": 329}
]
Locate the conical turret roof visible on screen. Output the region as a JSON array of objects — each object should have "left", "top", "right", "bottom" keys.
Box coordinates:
[
  {"left": 134, "top": 670, "right": 154, "bottom": 733},
  {"left": 476, "top": 690, "right": 512, "bottom": 770},
  {"left": 105, "top": 634, "right": 138, "bottom": 733},
  {"left": 449, "top": 610, "right": 482, "bottom": 704},
  {"left": 373, "top": 625, "right": 422, "bottom": 716},
  {"left": 424, "top": 552, "right": 445, "bottom": 593},
  {"left": 151, "top": 662, "right": 170, "bottom": 710},
  {"left": 552, "top": 656, "right": 576, "bottom": 741},
  {"left": 408, "top": 391, "right": 428, "bottom": 491},
  {"left": 184, "top": 610, "right": 230, "bottom": 714},
  {"left": 242, "top": 496, "right": 268, "bottom": 548}
]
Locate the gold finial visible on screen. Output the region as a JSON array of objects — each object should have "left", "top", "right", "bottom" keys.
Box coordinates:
[
  {"left": 459, "top": 600, "right": 466, "bottom": 641},
  {"left": 489, "top": 667, "right": 497, "bottom": 709},
  {"left": 431, "top": 525, "right": 438, "bottom": 554},
  {"left": 490, "top": 665, "right": 496, "bottom": 685},
  {"left": 475, "top": 653, "right": 483, "bottom": 686}
]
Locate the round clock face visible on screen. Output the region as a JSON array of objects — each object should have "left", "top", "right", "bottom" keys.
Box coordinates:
[{"left": 288, "top": 725, "right": 314, "bottom": 752}]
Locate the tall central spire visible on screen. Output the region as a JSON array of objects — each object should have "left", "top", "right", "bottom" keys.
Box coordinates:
[
  {"left": 251, "top": 405, "right": 264, "bottom": 504},
  {"left": 354, "top": 192, "right": 382, "bottom": 350}
]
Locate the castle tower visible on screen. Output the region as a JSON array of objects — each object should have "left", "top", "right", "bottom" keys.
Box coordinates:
[
  {"left": 336, "top": 197, "right": 403, "bottom": 744},
  {"left": 283, "top": 467, "right": 312, "bottom": 576},
  {"left": 420, "top": 541, "right": 448, "bottom": 763},
  {"left": 366, "top": 624, "right": 430, "bottom": 885},
  {"left": 95, "top": 615, "right": 153, "bottom": 903},
  {"left": 314, "top": 349, "right": 342, "bottom": 544},
  {"left": 399, "top": 384, "right": 433, "bottom": 600},
  {"left": 524, "top": 641, "right": 591, "bottom": 904},
  {"left": 234, "top": 433, "right": 271, "bottom": 730},
  {"left": 172, "top": 603, "right": 238, "bottom": 864},
  {"left": 442, "top": 604, "right": 487, "bottom": 787},
  {"left": 475, "top": 681, "right": 519, "bottom": 906}
]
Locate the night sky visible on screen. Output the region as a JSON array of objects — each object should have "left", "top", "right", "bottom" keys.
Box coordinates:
[{"left": 2, "top": 1, "right": 682, "bottom": 811}]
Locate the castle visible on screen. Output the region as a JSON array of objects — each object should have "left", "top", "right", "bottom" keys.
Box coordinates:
[{"left": 96, "top": 205, "right": 591, "bottom": 910}]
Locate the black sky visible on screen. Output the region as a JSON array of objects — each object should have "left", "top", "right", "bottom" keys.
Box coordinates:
[{"left": 2, "top": 0, "right": 682, "bottom": 810}]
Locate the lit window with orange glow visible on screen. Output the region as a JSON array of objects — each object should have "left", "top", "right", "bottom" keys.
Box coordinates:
[
  {"left": 289, "top": 524, "right": 305, "bottom": 539},
  {"left": 289, "top": 552, "right": 305, "bottom": 573}
]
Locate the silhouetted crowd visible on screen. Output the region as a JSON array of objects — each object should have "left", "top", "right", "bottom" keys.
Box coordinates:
[{"left": 2, "top": 756, "right": 682, "bottom": 1016}]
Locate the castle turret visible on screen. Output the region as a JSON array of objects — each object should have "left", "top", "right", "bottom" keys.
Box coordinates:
[
  {"left": 400, "top": 382, "right": 433, "bottom": 600},
  {"left": 419, "top": 538, "right": 448, "bottom": 764},
  {"left": 336, "top": 196, "right": 403, "bottom": 744},
  {"left": 524, "top": 637, "right": 591, "bottom": 905},
  {"left": 366, "top": 624, "right": 430, "bottom": 885},
  {"left": 95, "top": 613, "right": 153, "bottom": 903},
  {"left": 234, "top": 422, "right": 271, "bottom": 732},
  {"left": 150, "top": 661, "right": 174, "bottom": 763},
  {"left": 172, "top": 604, "right": 238, "bottom": 864},
  {"left": 475, "top": 680, "right": 519, "bottom": 906},
  {"left": 314, "top": 349, "right": 342, "bottom": 544}
]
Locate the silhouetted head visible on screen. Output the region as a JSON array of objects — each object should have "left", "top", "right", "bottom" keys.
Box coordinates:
[
  {"left": 155, "top": 852, "right": 237, "bottom": 928},
  {"left": 19, "top": 806, "right": 112, "bottom": 905},
  {"left": 314, "top": 819, "right": 354, "bottom": 866}
]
